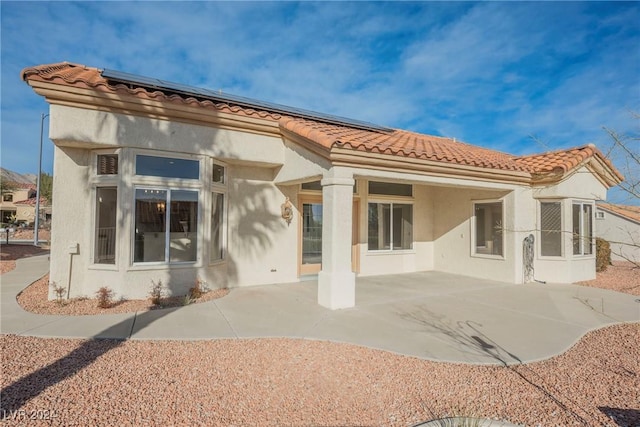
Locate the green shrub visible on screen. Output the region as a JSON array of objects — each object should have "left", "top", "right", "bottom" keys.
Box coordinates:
[{"left": 596, "top": 238, "right": 611, "bottom": 272}]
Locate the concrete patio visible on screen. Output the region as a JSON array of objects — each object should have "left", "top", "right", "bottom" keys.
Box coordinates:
[{"left": 2, "top": 253, "right": 639, "bottom": 365}]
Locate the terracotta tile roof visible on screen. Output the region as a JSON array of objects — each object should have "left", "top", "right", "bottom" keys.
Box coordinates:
[
  {"left": 21, "top": 62, "right": 283, "bottom": 121},
  {"left": 280, "top": 117, "right": 523, "bottom": 171},
  {"left": 515, "top": 144, "right": 604, "bottom": 173},
  {"left": 3, "top": 182, "right": 36, "bottom": 190},
  {"left": 21, "top": 62, "right": 624, "bottom": 183},
  {"left": 597, "top": 202, "right": 640, "bottom": 224},
  {"left": 13, "top": 197, "right": 48, "bottom": 206}
]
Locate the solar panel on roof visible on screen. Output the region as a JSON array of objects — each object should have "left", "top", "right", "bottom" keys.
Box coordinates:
[{"left": 101, "top": 68, "right": 392, "bottom": 132}]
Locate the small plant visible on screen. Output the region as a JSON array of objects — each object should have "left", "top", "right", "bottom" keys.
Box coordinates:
[
  {"left": 50, "top": 281, "right": 66, "bottom": 305},
  {"left": 95, "top": 286, "right": 114, "bottom": 309},
  {"left": 149, "top": 280, "right": 164, "bottom": 305},
  {"left": 182, "top": 294, "right": 194, "bottom": 306},
  {"left": 596, "top": 237, "right": 611, "bottom": 272},
  {"left": 188, "top": 277, "right": 206, "bottom": 299}
]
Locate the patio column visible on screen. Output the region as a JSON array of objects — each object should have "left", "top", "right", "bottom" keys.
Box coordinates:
[{"left": 318, "top": 168, "right": 355, "bottom": 309}]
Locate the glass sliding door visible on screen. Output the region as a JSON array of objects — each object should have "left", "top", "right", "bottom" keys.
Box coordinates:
[
  {"left": 301, "top": 201, "right": 323, "bottom": 274},
  {"left": 299, "top": 197, "right": 359, "bottom": 276}
]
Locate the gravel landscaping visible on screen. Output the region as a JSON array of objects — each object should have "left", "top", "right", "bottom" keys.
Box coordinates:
[
  {"left": 16, "top": 274, "right": 229, "bottom": 315},
  {"left": 2, "top": 246, "right": 639, "bottom": 426},
  {"left": 578, "top": 262, "right": 640, "bottom": 296},
  {"left": 1, "top": 324, "right": 638, "bottom": 427}
]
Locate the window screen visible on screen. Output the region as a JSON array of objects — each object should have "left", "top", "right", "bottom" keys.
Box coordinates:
[{"left": 540, "top": 202, "right": 562, "bottom": 256}]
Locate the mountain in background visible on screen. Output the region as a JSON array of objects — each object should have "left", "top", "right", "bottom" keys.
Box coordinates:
[{"left": 0, "top": 168, "right": 37, "bottom": 184}]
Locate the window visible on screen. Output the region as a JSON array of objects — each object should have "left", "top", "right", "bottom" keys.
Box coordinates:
[
  {"left": 211, "top": 192, "right": 224, "bottom": 262},
  {"left": 473, "top": 202, "right": 503, "bottom": 256},
  {"left": 97, "top": 154, "right": 118, "bottom": 175},
  {"left": 540, "top": 202, "right": 562, "bottom": 257},
  {"left": 368, "top": 181, "right": 412, "bottom": 197},
  {"left": 95, "top": 187, "right": 117, "bottom": 264},
  {"left": 134, "top": 189, "right": 198, "bottom": 263},
  {"left": 301, "top": 181, "right": 323, "bottom": 191},
  {"left": 595, "top": 211, "right": 605, "bottom": 220},
  {"left": 3, "top": 194, "right": 13, "bottom": 202},
  {"left": 573, "top": 203, "right": 593, "bottom": 256},
  {"left": 301, "top": 180, "right": 357, "bottom": 193},
  {"left": 368, "top": 203, "right": 413, "bottom": 250},
  {"left": 212, "top": 163, "right": 225, "bottom": 184},
  {"left": 302, "top": 203, "right": 323, "bottom": 264},
  {"left": 136, "top": 155, "right": 199, "bottom": 179}
]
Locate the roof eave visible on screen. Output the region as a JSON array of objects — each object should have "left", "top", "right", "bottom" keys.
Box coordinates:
[
  {"left": 329, "top": 146, "right": 532, "bottom": 185},
  {"left": 25, "top": 79, "right": 282, "bottom": 138}
]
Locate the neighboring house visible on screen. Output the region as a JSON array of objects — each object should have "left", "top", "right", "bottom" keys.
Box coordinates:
[
  {"left": 21, "top": 62, "right": 624, "bottom": 309},
  {"left": 0, "top": 182, "right": 37, "bottom": 224},
  {"left": 596, "top": 202, "right": 640, "bottom": 263},
  {"left": 0, "top": 168, "right": 51, "bottom": 226}
]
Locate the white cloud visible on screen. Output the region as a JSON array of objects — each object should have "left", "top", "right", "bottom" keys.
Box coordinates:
[{"left": 1, "top": 1, "right": 638, "bottom": 179}]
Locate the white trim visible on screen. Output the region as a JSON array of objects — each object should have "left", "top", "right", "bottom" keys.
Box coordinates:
[
  {"left": 211, "top": 158, "right": 228, "bottom": 188},
  {"left": 130, "top": 186, "right": 201, "bottom": 267},
  {"left": 133, "top": 149, "right": 203, "bottom": 182},
  {"left": 571, "top": 200, "right": 595, "bottom": 258},
  {"left": 366, "top": 199, "right": 414, "bottom": 252},
  {"left": 90, "top": 186, "right": 119, "bottom": 267},
  {"left": 470, "top": 198, "right": 505, "bottom": 260},
  {"left": 537, "top": 199, "right": 564, "bottom": 259},
  {"left": 90, "top": 148, "right": 121, "bottom": 185},
  {"left": 367, "top": 180, "right": 414, "bottom": 198},
  {"left": 209, "top": 191, "right": 227, "bottom": 265}
]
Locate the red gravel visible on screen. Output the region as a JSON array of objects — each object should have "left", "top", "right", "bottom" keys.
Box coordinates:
[
  {"left": 3, "top": 244, "right": 639, "bottom": 426},
  {"left": 1, "top": 323, "right": 638, "bottom": 426},
  {"left": 578, "top": 262, "right": 640, "bottom": 296},
  {"left": 10, "top": 229, "right": 51, "bottom": 242},
  {"left": 17, "top": 274, "right": 229, "bottom": 315}
]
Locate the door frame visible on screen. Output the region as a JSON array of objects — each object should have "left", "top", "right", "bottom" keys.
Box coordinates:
[
  {"left": 298, "top": 195, "right": 360, "bottom": 276},
  {"left": 298, "top": 195, "right": 323, "bottom": 275}
]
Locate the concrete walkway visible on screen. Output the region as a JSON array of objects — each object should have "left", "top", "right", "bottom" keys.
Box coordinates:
[{"left": 2, "top": 254, "right": 639, "bottom": 365}]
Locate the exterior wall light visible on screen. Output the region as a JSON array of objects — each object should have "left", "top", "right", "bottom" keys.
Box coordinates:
[{"left": 281, "top": 197, "right": 293, "bottom": 226}]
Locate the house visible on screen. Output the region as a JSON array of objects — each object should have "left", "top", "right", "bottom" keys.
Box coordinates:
[
  {"left": 0, "top": 168, "right": 51, "bottom": 227},
  {"left": 0, "top": 182, "right": 37, "bottom": 225},
  {"left": 21, "top": 62, "right": 623, "bottom": 309},
  {"left": 595, "top": 202, "right": 640, "bottom": 263}
]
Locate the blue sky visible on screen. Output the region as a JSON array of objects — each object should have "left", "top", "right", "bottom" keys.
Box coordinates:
[{"left": 1, "top": 1, "right": 638, "bottom": 201}]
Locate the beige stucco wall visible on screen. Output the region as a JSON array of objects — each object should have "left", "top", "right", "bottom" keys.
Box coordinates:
[
  {"left": 47, "top": 147, "right": 299, "bottom": 299},
  {"left": 357, "top": 184, "right": 434, "bottom": 276},
  {"left": 431, "top": 187, "right": 518, "bottom": 283},
  {"left": 46, "top": 104, "right": 300, "bottom": 300},
  {"left": 45, "top": 103, "right": 612, "bottom": 300},
  {"left": 596, "top": 209, "right": 640, "bottom": 263},
  {"left": 533, "top": 167, "right": 608, "bottom": 200},
  {"left": 226, "top": 166, "right": 299, "bottom": 287},
  {"left": 274, "top": 140, "right": 331, "bottom": 185},
  {"left": 1, "top": 189, "right": 33, "bottom": 222},
  {"left": 48, "top": 146, "right": 91, "bottom": 298},
  {"left": 50, "top": 104, "right": 285, "bottom": 166},
  {"left": 15, "top": 205, "right": 35, "bottom": 223},
  {"left": 532, "top": 170, "right": 609, "bottom": 283}
]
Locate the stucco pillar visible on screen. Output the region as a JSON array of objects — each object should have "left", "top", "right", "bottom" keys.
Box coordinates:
[{"left": 318, "top": 168, "right": 355, "bottom": 309}]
